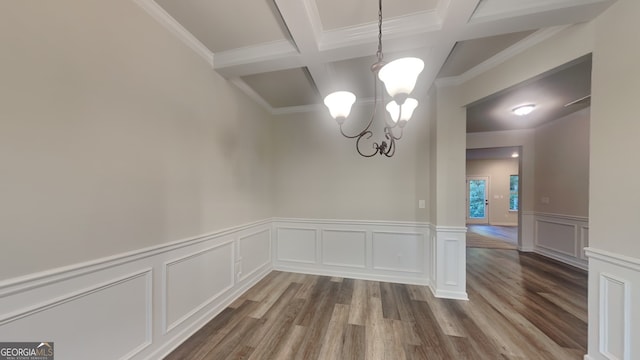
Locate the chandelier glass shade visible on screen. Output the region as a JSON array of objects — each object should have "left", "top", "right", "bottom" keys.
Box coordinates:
[{"left": 323, "top": 0, "right": 424, "bottom": 157}]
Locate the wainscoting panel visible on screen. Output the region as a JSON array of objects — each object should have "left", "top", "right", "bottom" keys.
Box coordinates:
[
  {"left": 433, "top": 226, "right": 468, "bottom": 300},
  {"left": 372, "top": 232, "right": 423, "bottom": 273},
  {"left": 0, "top": 219, "right": 272, "bottom": 360},
  {"left": 0, "top": 270, "right": 152, "bottom": 360},
  {"left": 586, "top": 248, "right": 639, "bottom": 360},
  {"left": 533, "top": 213, "right": 589, "bottom": 269},
  {"left": 163, "top": 241, "right": 235, "bottom": 333},
  {"left": 273, "top": 219, "right": 431, "bottom": 286},
  {"left": 275, "top": 227, "right": 317, "bottom": 264},
  {"left": 238, "top": 229, "right": 271, "bottom": 282},
  {"left": 321, "top": 229, "right": 367, "bottom": 268}
]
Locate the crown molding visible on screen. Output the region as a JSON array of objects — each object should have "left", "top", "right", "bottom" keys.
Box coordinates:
[
  {"left": 436, "top": 25, "right": 570, "bottom": 89},
  {"left": 133, "top": 0, "right": 214, "bottom": 67}
]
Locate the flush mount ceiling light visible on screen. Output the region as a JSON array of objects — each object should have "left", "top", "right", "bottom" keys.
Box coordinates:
[
  {"left": 511, "top": 152, "right": 519, "bottom": 158},
  {"left": 323, "top": 0, "right": 424, "bottom": 158},
  {"left": 512, "top": 104, "right": 536, "bottom": 116}
]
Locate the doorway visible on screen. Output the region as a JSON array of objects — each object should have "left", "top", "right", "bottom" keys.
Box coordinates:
[
  {"left": 466, "top": 176, "right": 489, "bottom": 224},
  {"left": 465, "top": 147, "right": 521, "bottom": 249}
]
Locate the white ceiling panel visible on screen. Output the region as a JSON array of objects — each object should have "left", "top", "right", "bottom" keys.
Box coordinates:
[
  {"left": 315, "top": 0, "right": 438, "bottom": 31},
  {"left": 154, "top": 0, "right": 289, "bottom": 52},
  {"left": 438, "top": 30, "right": 535, "bottom": 78}
]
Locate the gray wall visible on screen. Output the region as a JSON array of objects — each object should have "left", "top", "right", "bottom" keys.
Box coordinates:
[{"left": 0, "top": 0, "right": 274, "bottom": 280}]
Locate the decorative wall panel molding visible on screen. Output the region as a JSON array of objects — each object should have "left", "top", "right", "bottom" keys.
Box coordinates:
[
  {"left": 586, "top": 248, "right": 639, "bottom": 360},
  {"left": 163, "top": 240, "right": 235, "bottom": 333},
  {"left": 273, "top": 218, "right": 431, "bottom": 286},
  {"left": 533, "top": 212, "right": 589, "bottom": 269},
  {"left": 433, "top": 225, "right": 468, "bottom": 300},
  {"left": 0, "top": 219, "right": 272, "bottom": 360}
]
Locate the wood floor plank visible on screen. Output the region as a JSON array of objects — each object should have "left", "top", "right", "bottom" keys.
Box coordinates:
[
  {"left": 317, "top": 304, "right": 350, "bottom": 360},
  {"left": 348, "top": 279, "right": 368, "bottom": 326},
  {"left": 364, "top": 297, "right": 386, "bottom": 360},
  {"left": 342, "top": 324, "right": 366, "bottom": 360},
  {"left": 269, "top": 324, "right": 307, "bottom": 360},
  {"left": 165, "top": 248, "right": 587, "bottom": 360}
]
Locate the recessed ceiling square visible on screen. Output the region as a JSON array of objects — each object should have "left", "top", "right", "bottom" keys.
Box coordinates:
[
  {"left": 154, "top": 0, "right": 289, "bottom": 52},
  {"left": 241, "top": 68, "right": 319, "bottom": 109},
  {"left": 315, "top": 0, "right": 438, "bottom": 30}
]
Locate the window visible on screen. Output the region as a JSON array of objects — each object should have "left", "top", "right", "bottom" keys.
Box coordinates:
[{"left": 510, "top": 175, "right": 519, "bottom": 211}]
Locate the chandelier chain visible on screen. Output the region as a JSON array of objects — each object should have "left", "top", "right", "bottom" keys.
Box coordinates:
[{"left": 377, "top": 0, "right": 383, "bottom": 62}]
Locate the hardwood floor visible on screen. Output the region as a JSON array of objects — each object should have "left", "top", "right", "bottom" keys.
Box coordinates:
[
  {"left": 165, "top": 248, "right": 587, "bottom": 360},
  {"left": 467, "top": 225, "right": 518, "bottom": 249},
  {"left": 467, "top": 225, "right": 518, "bottom": 244}
]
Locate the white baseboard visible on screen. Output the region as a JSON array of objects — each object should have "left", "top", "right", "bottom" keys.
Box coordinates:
[
  {"left": 586, "top": 247, "right": 640, "bottom": 360},
  {"left": 535, "top": 247, "right": 588, "bottom": 270},
  {"left": 0, "top": 220, "right": 273, "bottom": 360}
]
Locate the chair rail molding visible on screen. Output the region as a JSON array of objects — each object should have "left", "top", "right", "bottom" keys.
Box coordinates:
[{"left": 0, "top": 219, "right": 273, "bottom": 360}]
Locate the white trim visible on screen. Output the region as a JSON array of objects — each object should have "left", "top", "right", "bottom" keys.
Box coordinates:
[
  {"left": 535, "top": 247, "right": 587, "bottom": 271},
  {"left": 0, "top": 268, "right": 152, "bottom": 326},
  {"left": 434, "top": 225, "right": 467, "bottom": 233},
  {"left": 318, "top": 11, "right": 441, "bottom": 51},
  {"left": 214, "top": 40, "right": 298, "bottom": 69},
  {"left": 587, "top": 247, "right": 639, "bottom": 360},
  {"left": 586, "top": 248, "right": 640, "bottom": 272},
  {"left": 273, "top": 264, "right": 429, "bottom": 286},
  {"left": 599, "top": 272, "right": 631, "bottom": 359},
  {"left": 274, "top": 217, "right": 430, "bottom": 228},
  {"left": 0, "top": 219, "right": 271, "bottom": 296},
  {"left": 273, "top": 219, "right": 432, "bottom": 288},
  {"left": 146, "top": 266, "right": 271, "bottom": 360},
  {"left": 162, "top": 240, "right": 235, "bottom": 334},
  {"left": 433, "top": 227, "right": 467, "bottom": 300},
  {"left": 532, "top": 212, "right": 589, "bottom": 269},
  {"left": 237, "top": 229, "right": 273, "bottom": 282},
  {"left": 0, "top": 269, "right": 154, "bottom": 359},
  {"left": 0, "top": 219, "right": 273, "bottom": 360},
  {"left": 432, "top": 288, "right": 469, "bottom": 301},
  {"left": 132, "top": 0, "right": 214, "bottom": 67},
  {"left": 534, "top": 211, "right": 589, "bottom": 223}
]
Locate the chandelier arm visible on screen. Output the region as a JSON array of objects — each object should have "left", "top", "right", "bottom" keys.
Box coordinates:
[
  {"left": 356, "top": 131, "right": 379, "bottom": 157},
  {"left": 382, "top": 127, "right": 396, "bottom": 157}
]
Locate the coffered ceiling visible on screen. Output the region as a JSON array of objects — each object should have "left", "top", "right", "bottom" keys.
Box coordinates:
[{"left": 141, "top": 0, "right": 614, "bottom": 125}]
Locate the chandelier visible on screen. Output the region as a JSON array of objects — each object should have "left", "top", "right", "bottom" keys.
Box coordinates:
[{"left": 323, "top": 0, "right": 424, "bottom": 157}]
